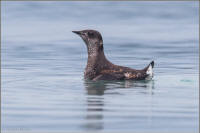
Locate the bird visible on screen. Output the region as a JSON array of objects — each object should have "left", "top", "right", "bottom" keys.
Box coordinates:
[{"left": 72, "top": 29, "right": 154, "bottom": 81}]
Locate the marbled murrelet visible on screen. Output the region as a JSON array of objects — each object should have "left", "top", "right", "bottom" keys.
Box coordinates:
[{"left": 72, "top": 29, "right": 154, "bottom": 81}]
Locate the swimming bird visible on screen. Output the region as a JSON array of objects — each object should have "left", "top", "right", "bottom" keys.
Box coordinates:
[{"left": 72, "top": 29, "right": 154, "bottom": 81}]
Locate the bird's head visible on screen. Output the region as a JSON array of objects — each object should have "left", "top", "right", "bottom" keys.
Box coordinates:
[{"left": 72, "top": 29, "right": 104, "bottom": 55}]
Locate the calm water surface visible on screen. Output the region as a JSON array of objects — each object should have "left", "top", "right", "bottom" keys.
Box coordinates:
[{"left": 2, "top": 1, "right": 199, "bottom": 133}]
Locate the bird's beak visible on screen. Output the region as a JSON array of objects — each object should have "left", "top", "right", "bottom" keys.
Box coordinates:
[{"left": 72, "top": 31, "right": 81, "bottom": 35}]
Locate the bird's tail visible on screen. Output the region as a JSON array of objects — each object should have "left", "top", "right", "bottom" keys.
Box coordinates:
[{"left": 144, "top": 61, "right": 154, "bottom": 79}]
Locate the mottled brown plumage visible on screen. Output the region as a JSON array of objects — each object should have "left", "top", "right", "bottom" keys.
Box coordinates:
[{"left": 72, "top": 29, "right": 154, "bottom": 81}]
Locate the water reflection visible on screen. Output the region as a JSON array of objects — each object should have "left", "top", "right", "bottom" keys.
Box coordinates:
[
  {"left": 82, "top": 80, "right": 154, "bottom": 131},
  {"left": 85, "top": 80, "right": 155, "bottom": 95}
]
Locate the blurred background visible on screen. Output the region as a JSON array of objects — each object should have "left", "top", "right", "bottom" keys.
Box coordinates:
[{"left": 2, "top": 1, "right": 199, "bottom": 133}]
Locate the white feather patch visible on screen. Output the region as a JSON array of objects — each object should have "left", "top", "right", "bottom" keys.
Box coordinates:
[
  {"left": 146, "top": 64, "right": 153, "bottom": 80},
  {"left": 124, "top": 72, "right": 131, "bottom": 78}
]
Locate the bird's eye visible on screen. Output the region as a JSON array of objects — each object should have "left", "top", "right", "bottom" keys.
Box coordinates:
[{"left": 88, "top": 32, "right": 94, "bottom": 37}]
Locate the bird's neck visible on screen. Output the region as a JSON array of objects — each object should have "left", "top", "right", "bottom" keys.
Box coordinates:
[
  {"left": 87, "top": 51, "right": 108, "bottom": 68},
  {"left": 85, "top": 51, "right": 110, "bottom": 79},
  {"left": 85, "top": 45, "right": 114, "bottom": 79}
]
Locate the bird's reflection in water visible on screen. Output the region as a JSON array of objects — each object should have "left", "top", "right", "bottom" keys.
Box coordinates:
[
  {"left": 82, "top": 80, "right": 105, "bottom": 131},
  {"left": 82, "top": 79, "right": 154, "bottom": 131}
]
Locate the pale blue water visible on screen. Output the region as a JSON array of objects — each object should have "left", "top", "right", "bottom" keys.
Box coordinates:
[{"left": 1, "top": 1, "right": 199, "bottom": 133}]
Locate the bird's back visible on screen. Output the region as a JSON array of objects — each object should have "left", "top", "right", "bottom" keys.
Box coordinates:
[{"left": 89, "top": 61, "right": 154, "bottom": 81}]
